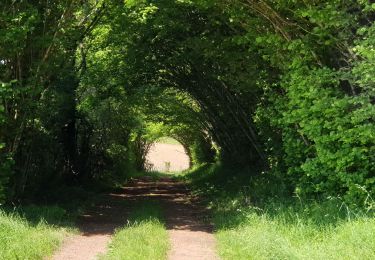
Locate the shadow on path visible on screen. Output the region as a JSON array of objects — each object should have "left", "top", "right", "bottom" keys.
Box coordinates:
[
  {"left": 115, "top": 177, "right": 219, "bottom": 260},
  {"left": 53, "top": 176, "right": 219, "bottom": 260}
]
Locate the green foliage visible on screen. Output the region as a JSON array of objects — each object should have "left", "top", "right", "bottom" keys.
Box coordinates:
[
  {"left": 0, "top": 82, "right": 14, "bottom": 203},
  {"left": 265, "top": 66, "right": 375, "bottom": 204},
  {"left": 0, "top": 155, "right": 13, "bottom": 204},
  {"left": 1, "top": 0, "right": 374, "bottom": 207},
  {"left": 249, "top": 1, "right": 375, "bottom": 204},
  {"left": 0, "top": 0, "right": 111, "bottom": 201},
  {"left": 78, "top": 18, "right": 214, "bottom": 173}
]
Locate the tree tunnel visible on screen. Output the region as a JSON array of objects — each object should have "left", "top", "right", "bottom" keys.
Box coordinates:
[
  {"left": 75, "top": 0, "right": 267, "bottom": 171},
  {"left": 1, "top": 0, "right": 266, "bottom": 200},
  {"left": 1, "top": 0, "right": 374, "bottom": 204}
]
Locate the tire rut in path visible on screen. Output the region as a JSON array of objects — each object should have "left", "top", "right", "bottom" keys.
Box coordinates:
[
  {"left": 52, "top": 177, "right": 219, "bottom": 260},
  {"left": 162, "top": 180, "right": 219, "bottom": 260},
  {"left": 51, "top": 191, "right": 131, "bottom": 260}
]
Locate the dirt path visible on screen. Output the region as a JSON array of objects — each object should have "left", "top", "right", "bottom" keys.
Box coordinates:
[
  {"left": 52, "top": 192, "right": 131, "bottom": 260},
  {"left": 162, "top": 180, "right": 219, "bottom": 260},
  {"left": 52, "top": 177, "right": 219, "bottom": 260}
]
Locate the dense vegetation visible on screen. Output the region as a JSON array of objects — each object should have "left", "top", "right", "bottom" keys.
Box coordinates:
[{"left": 1, "top": 0, "right": 374, "bottom": 211}]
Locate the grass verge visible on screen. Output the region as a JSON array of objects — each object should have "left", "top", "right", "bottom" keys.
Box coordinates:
[
  {"left": 0, "top": 184, "right": 103, "bottom": 260},
  {"left": 186, "top": 163, "right": 375, "bottom": 260},
  {"left": 0, "top": 205, "right": 74, "bottom": 259},
  {"left": 101, "top": 200, "right": 169, "bottom": 260},
  {"left": 127, "top": 170, "right": 183, "bottom": 181}
]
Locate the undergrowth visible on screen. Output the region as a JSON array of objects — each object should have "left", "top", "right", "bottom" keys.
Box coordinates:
[
  {"left": 186, "top": 163, "right": 375, "bottom": 260},
  {"left": 0, "top": 184, "right": 104, "bottom": 260},
  {"left": 0, "top": 205, "right": 74, "bottom": 259}
]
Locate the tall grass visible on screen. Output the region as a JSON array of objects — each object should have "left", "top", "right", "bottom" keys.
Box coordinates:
[
  {"left": 215, "top": 204, "right": 375, "bottom": 260},
  {"left": 0, "top": 206, "right": 72, "bottom": 259},
  {"left": 186, "top": 164, "right": 375, "bottom": 260},
  {"left": 102, "top": 200, "right": 169, "bottom": 260}
]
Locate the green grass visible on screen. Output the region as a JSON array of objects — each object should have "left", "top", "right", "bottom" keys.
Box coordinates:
[
  {"left": 185, "top": 163, "right": 375, "bottom": 260},
  {"left": 156, "top": 137, "right": 181, "bottom": 145},
  {"left": 127, "top": 170, "right": 183, "bottom": 181},
  {"left": 215, "top": 206, "right": 375, "bottom": 260},
  {"left": 101, "top": 200, "right": 169, "bottom": 260},
  {"left": 0, "top": 205, "right": 74, "bottom": 259}
]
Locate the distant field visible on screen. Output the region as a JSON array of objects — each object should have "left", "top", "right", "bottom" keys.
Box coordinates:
[{"left": 146, "top": 140, "right": 190, "bottom": 172}]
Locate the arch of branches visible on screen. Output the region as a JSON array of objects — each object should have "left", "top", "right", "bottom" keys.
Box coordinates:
[{"left": 0, "top": 0, "right": 373, "bottom": 204}]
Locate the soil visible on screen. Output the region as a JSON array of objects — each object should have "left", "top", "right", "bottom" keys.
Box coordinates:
[
  {"left": 51, "top": 177, "right": 219, "bottom": 260},
  {"left": 51, "top": 191, "right": 130, "bottom": 260}
]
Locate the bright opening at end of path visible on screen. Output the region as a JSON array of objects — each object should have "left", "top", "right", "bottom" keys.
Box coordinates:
[{"left": 146, "top": 137, "right": 190, "bottom": 172}]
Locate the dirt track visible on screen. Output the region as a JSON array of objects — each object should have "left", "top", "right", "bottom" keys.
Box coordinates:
[{"left": 52, "top": 177, "right": 219, "bottom": 260}]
